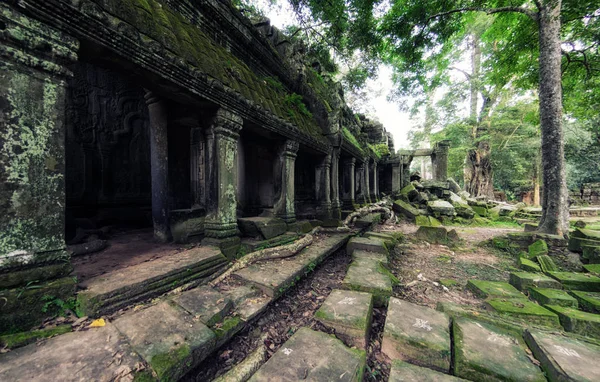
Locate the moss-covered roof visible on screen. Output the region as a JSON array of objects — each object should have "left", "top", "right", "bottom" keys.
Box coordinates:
[{"left": 92, "top": 0, "right": 327, "bottom": 144}]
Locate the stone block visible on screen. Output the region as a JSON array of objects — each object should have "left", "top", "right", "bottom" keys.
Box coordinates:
[
  {"left": 568, "top": 236, "right": 600, "bottom": 253},
  {"left": 286, "top": 220, "right": 314, "bottom": 234},
  {"left": 509, "top": 272, "right": 562, "bottom": 291},
  {"left": 583, "top": 264, "right": 600, "bottom": 275},
  {"left": 346, "top": 237, "right": 388, "bottom": 255},
  {"left": 485, "top": 298, "right": 560, "bottom": 327},
  {"left": 427, "top": 200, "right": 455, "bottom": 217},
  {"left": 524, "top": 329, "right": 600, "bottom": 382},
  {"left": 569, "top": 291, "right": 600, "bottom": 313},
  {"left": 582, "top": 245, "right": 600, "bottom": 261},
  {"left": 342, "top": 258, "right": 393, "bottom": 307},
  {"left": 393, "top": 199, "right": 421, "bottom": 220},
  {"left": 400, "top": 183, "right": 419, "bottom": 201},
  {"left": 471, "top": 205, "right": 488, "bottom": 217},
  {"left": 415, "top": 226, "right": 459, "bottom": 244},
  {"left": 314, "top": 289, "right": 373, "bottom": 349},
  {"left": 113, "top": 302, "right": 216, "bottom": 381},
  {"left": 382, "top": 298, "right": 451, "bottom": 372},
  {"left": 466, "top": 280, "right": 524, "bottom": 300},
  {"left": 388, "top": 360, "right": 463, "bottom": 382},
  {"left": 249, "top": 327, "right": 365, "bottom": 382},
  {"left": 547, "top": 272, "right": 600, "bottom": 292},
  {"left": 174, "top": 285, "right": 233, "bottom": 326},
  {"left": 453, "top": 317, "right": 546, "bottom": 382},
  {"left": 545, "top": 305, "right": 600, "bottom": 338},
  {"left": 352, "top": 249, "right": 388, "bottom": 264},
  {"left": 415, "top": 215, "right": 442, "bottom": 227},
  {"left": 528, "top": 239, "right": 548, "bottom": 259},
  {"left": 536, "top": 255, "right": 558, "bottom": 273},
  {"left": 237, "top": 217, "right": 287, "bottom": 240},
  {"left": 528, "top": 287, "right": 579, "bottom": 308},
  {"left": 519, "top": 257, "right": 541, "bottom": 272}
]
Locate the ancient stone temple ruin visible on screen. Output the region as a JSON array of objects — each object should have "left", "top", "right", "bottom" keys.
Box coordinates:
[{"left": 0, "top": 0, "right": 451, "bottom": 336}]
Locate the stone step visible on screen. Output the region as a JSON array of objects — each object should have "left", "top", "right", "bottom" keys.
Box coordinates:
[
  {"left": 524, "top": 329, "right": 600, "bottom": 381},
  {"left": 518, "top": 257, "right": 542, "bottom": 272},
  {"left": 234, "top": 234, "right": 350, "bottom": 297},
  {"left": 77, "top": 246, "right": 228, "bottom": 317},
  {"left": 363, "top": 231, "right": 398, "bottom": 243},
  {"left": 388, "top": 360, "right": 464, "bottom": 381},
  {"left": 249, "top": 327, "right": 366, "bottom": 382},
  {"left": 528, "top": 287, "right": 579, "bottom": 308},
  {"left": 569, "top": 291, "right": 600, "bottom": 313},
  {"left": 240, "top": 233, "right": 299, "bottom": 253},
  {"left": 452, "top": 317, "right": 546, "bottom": 382},
  {"left": 466, "top": 280, "right": 524, "bottom": 300},
  {"left": 346, "top": 236, "right": 388, "bottom": 255},
  {"left": 351, "top": 249, "right": 388, "bottom": 264},
  {"left": 237, "top": 217, "right": 287, "bottom": 240},
  {"left": 485, "top": 298, "right": 561, "bottom": 328},
  {"left": 544, "top": 305, "right": 600, "bottom": 338},
  {"left": 314, "top": 289, "right": 373, "bottom": 349},
  {"left": 173, "top": 285, "right": 233, "bottom": 326},
  {"left": 547, "top": 272, "right": 600, "bottom": 292},
  {"left": 509, "top": 271, "right": 562, "bottom": 291},
  {"left": 342, "top": 257, "right": 393, "bottom": 307},
  {"left": 382, "top": 298, "right": 451, "bottom": 373}
]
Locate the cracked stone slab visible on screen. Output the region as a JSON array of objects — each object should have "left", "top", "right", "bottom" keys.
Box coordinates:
[
  {"left": 249, "top": 327, "right": 365, "bottom": 382},
  {"left": 453, "top": 317, "right": 545, "bottom": 382},
  {"left": 315, "top": 289, "right": 373, "bottom": 349},
  {"left": 346, "top": 236, "right": 388, "bottom": 255},
  {"left": 382, "top": 298, "right": 451, "bottom": 373},
  {"left": 388, "top": 360, "right": 465, "bottom": 382},
  {"left": 174, "top": 285, "right": 232, "bottom": 326},
  {"left": 524, "top": 329, "right": 600, "bottom": 382},
  {"left": 0, "top": 324, "right": 143, "bottom": 381},
  {"left": 113, "top": 301, "right": 216, "bottom": 381},
  {"left": 342, "top": 257, "right": 393, "bottom": 307}
]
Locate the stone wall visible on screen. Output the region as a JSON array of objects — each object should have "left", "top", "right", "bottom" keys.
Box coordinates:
[{"left": 570, "top": 183, "right": 600, "bottom": 205}]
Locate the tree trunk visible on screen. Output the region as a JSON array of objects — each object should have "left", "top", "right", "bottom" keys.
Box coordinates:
[
  {"left": 533, "top": 147, "right": 541, "bottom": 206},
  {"left": 537, "top": 0, "right": 569, "bottom": 236},
  {"left": 469, "top": 33, "right": 481, "bottom": 122}
]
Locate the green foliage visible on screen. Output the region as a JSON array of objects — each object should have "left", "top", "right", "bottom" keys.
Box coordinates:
[
  {"left": 263, "top": 76, "right": 285, "bottom": 93},
  {"left": 41, "top": 295, "right": 81, "bottom": 317},
  {"left": 284, "top": 93, "right": 313, "bottom": 118},
  {"left": 342, "top": 127, "right": 363, "bottom": 151}
]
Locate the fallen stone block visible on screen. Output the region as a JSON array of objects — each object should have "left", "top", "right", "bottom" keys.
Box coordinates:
[
  {"left": 466, "top": 280, "right": 524, "bottom": 300},
  {"left": 528, "top": 239, "right": 548, "bottom": 259},
  {"left": 415, "top": 215, "right": 442, "bottom": 227},
  {"left": 569, "top": 291, "right": 600, "bottom": 313},
  {"left": 529, "top": 287, "right": 578, "bottom": 309},
  {"left": 393, "top": 199, "right": 421, "bottom": 220},
  {"left": 249, "top": 327, "right": 365, "bottom": 382},
  {"left": 471, "top": 205, "right": 488, "bottom": 217},
  {"left": 388, "top": 360, "right": 463, "bottom": 382},
  {"left": 509, "top": 272, "right": 562, "bottom": 291},
  {"left": 315, "top": 289, "right": 373, "bottom": 349},
  {"left": 174, "top": 285, "right": 233, "bottom": 326},
  {"left": 536, "top": 255, "right": 558, "bottom": 273},
  {"left": 346, "top": 236, "right": 388, "bottom": 256},
  {"left": 524, "top": 329, "right": 600, "bottom": 382},
  {"left": 342, "top": 258, "right": 393, "bottom": 307},
  {"left": 351, "top": 249, "right": 388, "bottom": 264},
  {"left": 519, "top": 257, "right": 541, "bottom": 272},
  {"left": 485, "top": 298, "right": 560, "bottom": 328},
  {"left": 547, "top": 272, "right": 600, "bottom": 292},
  {"left": 545, "top": 305, "right": 600, "bottom": 339},
  {"left": 583, "top": 264, "right": 600, "bottom": 275},
  {"left": 427, "top": 200, "right": 455, "bottom": 217},
  {"left": 113, "top": 301, "right": 216, "bottom": 381},
  {"left": 453, "top": 317, "right": 546, "bottom": 382},
  {"left": 237, "top": 217, "right": 287, "bottom": 240},
  {"left": 382, "top": 298, "right": 451, "bottom": 373},
  {"left": 568, "top": 235, "right": 600, "bottom": 253},
  {"left": 415, "top": 226, "right": 459, "bottom": 244},
  {"left": 400, "top": 183, "right": 419, "bottom": 201}
]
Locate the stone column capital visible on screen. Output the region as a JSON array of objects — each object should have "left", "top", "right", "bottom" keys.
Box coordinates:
[
  {"left": 144, "top": 90, "right": 161, "bottom": 106},
  {"left": 281, "top": 139, "right": 299, "bottom": 158},
  {"left": 211, "top": 108, "right": 243, "bottom": 140}
]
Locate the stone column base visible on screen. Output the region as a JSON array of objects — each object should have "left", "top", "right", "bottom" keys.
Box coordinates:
[{"left": 202, "top": 236, "right": 241, "bottom": 261}]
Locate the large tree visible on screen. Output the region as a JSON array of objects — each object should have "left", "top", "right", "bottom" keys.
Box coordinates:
[{"left": 286, "top": 0, "right": 599, "bottom": 236}]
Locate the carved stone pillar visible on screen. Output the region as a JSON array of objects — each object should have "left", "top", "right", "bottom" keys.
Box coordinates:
[
  {"left": 392, "top": 162, "right": 402, "bottom": 195},
  {"left": 432, "top": 140, "right": 450, "bottom": 181},
  {"left": 274, "top": 140, "right": 299, "bottom": 223},
  {"left": 364, "top": 159, "right": 371, "bottom": 203},
  {"left": 401, "top": 155, "right": 414, "bottom": 188},
  {"left": 355, "top": 161, "right": 366, "bottom": 205},
  {"left": 370, "top": 161, "right": 378, "bottom": 201},
  {"left": 203, "top": 109, "right": 243, "bottom": 258},
  {"left": 330, "top": 147, "right": 342, "bottom": 219},
  {"left": 342, "top": 158, "right": 356, "bottom": 209},
  {"left": 315, "top": 154, "right": 332, "bottom": 219},
  {"left": 144, "top": 91, "right": 171, "bottom": 242}
]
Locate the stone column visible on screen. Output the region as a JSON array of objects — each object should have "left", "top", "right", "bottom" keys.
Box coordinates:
[
  {"left": 341, "top": 158, "right": 356, "bottom": 209},
  {"left": 315, "top": 154, "right": 332, "bottom": 219},
  {"left": 330, "top": 147, "right": 342, "bottom": 219},
  {"left": 392, "top": 162, "right": 401, "bottom": 195},
  {"left": 432, "top": 140, "right": 450, "bottom": 181},
  {"left": 355, "top": 161, "right": 366, "bottom": 205},
  {"left": 144, "top": 91, "right": 171, "bottom": 242},
  {"left": 364, "top": 159, "right": 371, "bottom": 203},
  {"left": 203, "top": 109, "right": 243, "bottom": 259},
  {"left": 401, "top": 155, "right": 413, "bottom": 188},
  {"left": 370, "top": 160, "right": 378, "bottom": 201},
  {"left": 274, "top": 140, "right": 299, "bottom": 224}
]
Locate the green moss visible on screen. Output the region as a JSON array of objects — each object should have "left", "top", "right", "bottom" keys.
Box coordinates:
[
  {"left": 528, "top": 239, "right": 548, "bottom": 258},
  {"left": 342, "top": 127, "right": 363, "bottom": 152},
  {"left": 486, "top": 298, "right": 560, "bottom": 327},
  {"left": 528, "top": 287, "right": 578, "bottom": 308},
  {"left": 545, "top": 305, "right": 600, "bottom": 338},
  {"left": 377, "top": 263, "right": 400, "bottom": 285},
  {"left": 466, "top": 280, "right": 524, "bottom": 300},
  {"left": 213, "top": 316, "right": 242, "bottom": 339},
  {"left": 439, "top": 279, "right": 459, "bottom": 288},
  {"left": 518, "top": 257, "right": 541, "bottom": 272},
  {"left": 149, "top": 344, "right": 191, "bottom": 381},
  {"left": 0, "top": 324, "right": 71, "bottom": 349},
  {"left": 133, "top": 370, "right": 157, "bottom": 382}
]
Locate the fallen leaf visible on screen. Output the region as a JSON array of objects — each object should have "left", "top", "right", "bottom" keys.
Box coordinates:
[{"left": 89, "top": 318, "right": 106, "bottom": 328}]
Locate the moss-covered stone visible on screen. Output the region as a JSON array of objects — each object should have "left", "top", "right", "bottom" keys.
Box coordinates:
[
  {"left": 569, "top": 291, "right": 600, "bottom": 313},
  {"left": 466, "top": 280, "right": 525, "bottom": 300},
  {"left": 547, "top": 272, "right": 600, "bottom": 292},
  {"left": 583, "top": 264, "right": 600, "bottom": 275},
  {"left": 568, "top": 236, "right": 600, "bottom": 253},
  {"left": 582, "top": 245, "right": 600, "bottom": 262},
  {"left": 528, "top": 287, "right": 579, "bottom": 308},
  {"left": 415, "top": 226, "right": 455, "bottom": 244},
  {"left": 342, "top": 258, "right": 393, "bottom": 307},
  {"left": 388, "top": 360, "right": 462, "bottom": 381},
  {"left": 472, "top": 205, "right": 488, "bottom": 217},
  {"left": 518, "top": 257, "right": 541, "bottom": 272},
  {"left": 415, "top": 215, "right": 442, "bottom": 227},
  {"left": 0, "top": 262, "right": 73, "bottom": 289},
  {"left": 536, "top": 255, "right": 558, "bottom": 273},
  {"left": 509, "top": 271, "right": 562, "bottom": 291},
  {"left": 485, "top": 298, "right": 560, "bottom": 328},
  {"left": 528, "top": 239, "right": 548, "bottom": 259},
  {"left": 545, "top": 305, "right": 600, "bottom": 339},
  {"left": 439, "top": 279, "right": 459, "bottom": 288},
  {"left": 0, "top": 324, "right": 71, "bottom": 349},
  {"left": 392, "top": 199, "right": 421, "bottom": 220}
]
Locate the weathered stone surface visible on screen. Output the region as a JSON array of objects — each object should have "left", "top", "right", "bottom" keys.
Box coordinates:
[
  {"left": 382, "top": 298, "right": 451, "bottom": 372},
  {"left": 249, "top": 327, "right": 365, "bottom": 382},
  {"left": 77, "top": 246, "right": 227, "bottom": 317},
  {"left": 509, "top": 271, "right": 562, "bottom": 291},
  {"left": 466, "top": 280, "right": 524, "bottom": 299},
  {"left": 415, "top": 226, "right": 458, "bottom": 244},
  {"left": 315, "top": 289, "right": 373, "bottom": 349},
  {"left": 548, "top": 272, "right": 600, "bottom": 292},
  {"left": 415, "top": 215, "right": 443, "bottom": 227},
  {"left": 346, "top": 236, "right": 388, "bottom": 255},
  {"left": 0, "top": 325, "right": 71, "bottom": 350},
  {"left": 537, "top": 255, "right": 558, "bottom": 273},
  {"left": 113, "top": 301, "right": 216, "bottom": 381},
  {"left": 453, "top": 318, "right": 545, "bottom": 382},
  {"left": 486, "top": 298, "right": 560, "bottom": 327},
  {"left": 352, "top": 249, "right": 388, "bottom": 264},
  {"left": 449, "top": 192, "right": 476, "bottom": 219},
  {"left": 235, "top": 234, "right": 349, "bottom": 297},
  {"left": 545, "top": 305, "right": 600, "bottom": 338},
  {"left": 287, "top": 220, "right": 314, "bottom": 234},
  {"left": 427, "top": 200, "right": 455, "bottom": 217},
  {"left": 388, "top": 360, "right": 464, "bottom": 382},
  {"left": 342, "top": 258, "right": 393, "bottom": 307},
  {"left": 569, "top": 291, "right": 600, "bottom": 313},
  {"left": 583, "top": 264, "right": 600, "bottom": 274},
  {"left": 524, "top": 329, "right": 600, "bottom": 382},
  {"left": 237, "top": 217, "right": 287, "bottom": 240},
  {"left": 582, "top": 245, "right": 600, "bottom": 263},
  {"left": 353, "top": 213, "right": 383, "bottom": 229},
  {"left": 364, "top": 231, "right": 398, "bottom": 242},
  {"left": 568, "top": 236, "right": 600, "bottom": 253},
  {"left": 0, "top": 324, "right": 143, "bottom": 381},
  {"left": 519, "top": 257, "right": 542, "bottom": 272},
  {"left": 393, "top": 199, "right": 421, "bottom": 220},
  {"left": 174, "top": 285, "right": 232, "bottom": 326},
  {"left": 529, "top": 287, "right": 579, "bottom": 308},
  {"left": 528, "top": 239, "right": 548, "bottom": 259},
  {"left": 400, "top": 183, "right": 419, "bottom": 201}
]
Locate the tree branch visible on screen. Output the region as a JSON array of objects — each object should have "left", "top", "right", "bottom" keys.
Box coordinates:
[
  {"left": 449, "top": 66, "right": 471, "bottom": 80},
  {"left": 427, "top": 6, "right": 537, "bottom": 23}
]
